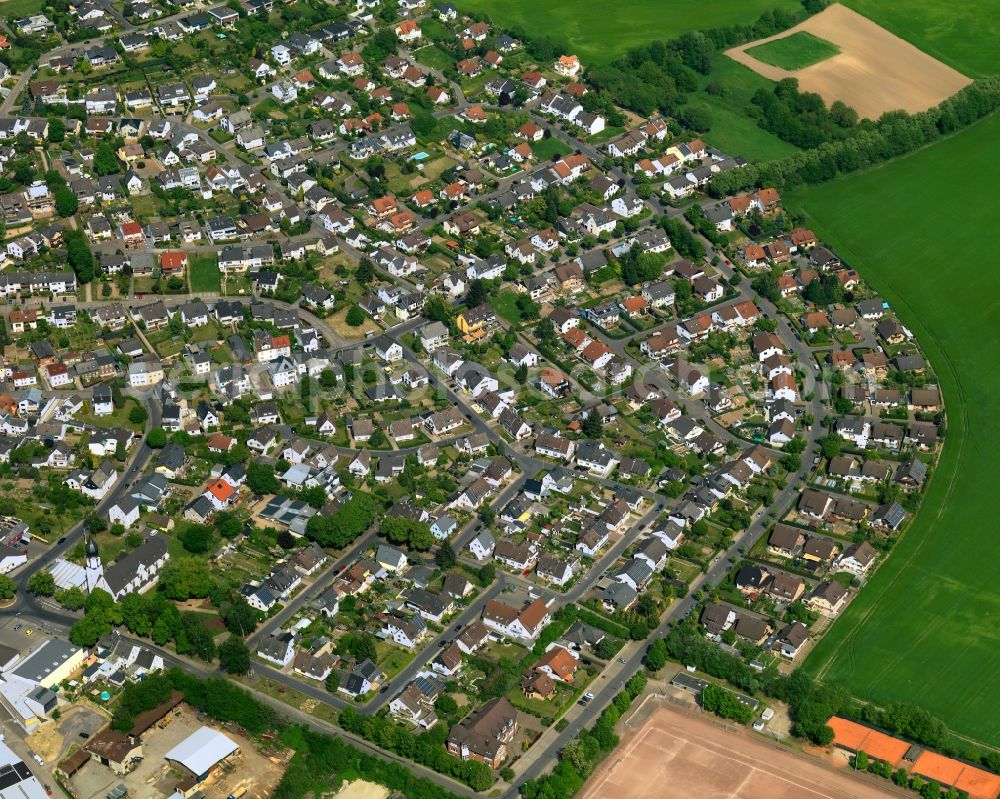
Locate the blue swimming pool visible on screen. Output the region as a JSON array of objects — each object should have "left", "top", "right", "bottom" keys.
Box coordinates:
[{"left": 411, "top": 152, "right": 430, "bottom": 160}]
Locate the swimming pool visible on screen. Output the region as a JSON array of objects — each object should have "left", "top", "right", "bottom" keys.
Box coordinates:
[{"left": 411, "top": 152, "right": 430, "bottom": 161}]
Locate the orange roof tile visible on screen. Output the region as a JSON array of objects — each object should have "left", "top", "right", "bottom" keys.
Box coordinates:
[
  {"left": 160, "top": 251, "right": 187, "bottom": 269},
  {"left": 372, "top": 195, "right": 397, "bottom": 214},
  {"left": 206, "top": 478, "right": 235, "bottom": 503},
  {"left": 536, "top": 646, "right": 578, "bottom": 680}
]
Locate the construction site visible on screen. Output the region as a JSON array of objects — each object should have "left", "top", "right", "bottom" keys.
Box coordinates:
[{"left": 57, "top": 697, "right": 290, "bottom": 799}]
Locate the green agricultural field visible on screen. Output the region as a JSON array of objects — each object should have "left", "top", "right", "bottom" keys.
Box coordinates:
[
  {"left": 1, "top": 0, "right": 45, "bottom": 19},
  {"left": 455, "top": 0, "right": 800, "bottom": 64},
  {"left": 789, "top": 111, "right": 1000, "bottom": 748},
  {"left": 841, "top": 0, "right": 1000, "bottom": 78},
  {"left": 745, "top": 31, "right": 839, "bottom": 69}
]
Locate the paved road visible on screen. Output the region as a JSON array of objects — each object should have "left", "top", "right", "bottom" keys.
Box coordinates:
[
  {"left": 0, "top": 19, "right": 837, "bottom": 789},
  {"left": 10, "top": 392, "right": 160, "bottom": 601}
]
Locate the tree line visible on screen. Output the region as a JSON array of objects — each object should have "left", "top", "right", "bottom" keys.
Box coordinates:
[
  {"left": 646, "top": 621, "right": 1000, "bottom": 774},
  {"left": 518, "top": 672, "right": 648, "bottom": 799},
  {"left": 710, "top": 75, "right": 1000, "bottom": 196},
  {"left": 512, "top": 3, "right": 817, "bottom": 120},
  {"left": 114, "top": 669, "right": 472, "bottom": 799},
  {"left": 338, "top": 705, "right": 496, "bottom": 791}
]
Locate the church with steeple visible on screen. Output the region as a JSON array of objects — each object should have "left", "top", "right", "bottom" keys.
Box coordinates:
[
  {"left": 85, "top": 535, "right": 103, "bottom": 593},
  {"left": 81, "top": 533, "right": 171, "bottom": 601}
]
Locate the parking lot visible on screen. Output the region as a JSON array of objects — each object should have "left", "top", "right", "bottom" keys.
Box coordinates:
[
  {"left": 0, "top": 613, "right": 56, "bottom": 666},
  {"left": 26, "top": 703, "right": 107, "bottom": 764}
]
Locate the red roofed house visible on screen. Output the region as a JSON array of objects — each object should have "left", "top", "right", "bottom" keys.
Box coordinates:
[
  {"left": 394, "top": 19, "right": 421, "bottom": 42},
  {"left": 535, "top": 645, "right": 579, "bottom": 682},
  {"left": 412, "top": 189, "right": 435, "bottom": 208},
  {"left": 207, "top": 433, "right": 236, "bottom": 453},
  {"left": 427, "top": 86, "right": 450, "bottom": 105},
  {"left": 756, "top": 187, "right": 781, "bottom": 212},
  {"left": 46, "top": 362, "right": 72, "bottom": 387},
  {"left": 463, "top": 104, "right": 487, "bottom": 123},
  {"left": 121, "top": 221, "right": 144, "bottom": 248},
  {"left": 790, "top": 227, "right": 817, "bottom": 250},
  {"left": 554, "top": 54, "right": 581, "bottom": 77},
  {"left": 620, "top": 295, "right": 648, "bottom": 319},
  {"left": 522, "top": 71, "right": 545, "bottom": 90},
  {"left": 510, "top": 142, "right": 533, "bottom": 162},
  {"left": 517, "top": 121, "right": 544, "bottom": 141},
  {"left": 370, "top": 194, "right": 398, "bottom": 219},
  {"left": 204, "top": 478, "right": 236, "bottom": 510},
  {"left": 160, "top": 251, "right": 188, "bottom": 274},
  {"left": 456, "top": 58, "right": 482, "bottom": 78}
]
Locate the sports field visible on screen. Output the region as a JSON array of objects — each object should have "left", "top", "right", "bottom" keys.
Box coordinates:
[
  {"left": 580, "top": 702, "right": 899, "bottom": 799},
  {"left": 840, "top": 0, "right": 1000, "bottom": 78},
  {"left": 788, "top": 111, "right": 1000, "bottom": 748},
  {"left": 746, "top": 31, "right": 839, "bottom": 70},
  {"left": 454, "top": 0, "right": 800, "bottom": 64}
]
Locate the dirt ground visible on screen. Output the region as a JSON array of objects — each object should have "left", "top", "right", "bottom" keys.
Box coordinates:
[
  {"left": 27, "top": 704, "right": 107, "bottom": 763},
  {"left": 333, "top": 780, "right": 390, "bottom": 799},
  {"left": 326, "top": 306, "right": 379, "bottom": 340},
  {"left": 726, "top": 3, "right": 971, "bottom": 118},
  {"left": 579, "top": 700, "right": 904, "bottom": 799},
  {"left": 70, "top": 705, "right": 290, "bottom": 799}
]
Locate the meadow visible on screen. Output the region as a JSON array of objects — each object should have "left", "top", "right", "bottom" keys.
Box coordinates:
[
  {"left": 455, "top": 0, "right": 800, "bottom": 64},
  {"left": 840, "top": 0, "right": 1000, "bottom": 77},
  {"left": 745, "top": 31, "right": 840, "bottom": 69},
  {"left": 789, "top": 111, "right": 1000, "bottom": 748},
  {"left": 689, "top": 56, "right": 801, "bottom": 162}
]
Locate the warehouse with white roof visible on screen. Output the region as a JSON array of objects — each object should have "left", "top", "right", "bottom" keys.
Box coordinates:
[{"left": 164, "top": 726, "right": 239, "bottom": 781}]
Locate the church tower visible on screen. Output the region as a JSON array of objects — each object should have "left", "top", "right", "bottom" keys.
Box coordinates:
[{"left": 85, "top": 535, "right": 103, "bottom": 593}]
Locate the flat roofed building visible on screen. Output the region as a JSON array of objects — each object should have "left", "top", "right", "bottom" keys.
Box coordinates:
[
  {"left": 0, "top": 739, "right": 47, "bottom": 799},
  {"left": 9, "top": 639, "right": 85, "bottom": 688}
]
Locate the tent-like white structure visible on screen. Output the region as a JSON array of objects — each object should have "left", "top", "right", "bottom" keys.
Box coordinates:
[{"left": 163, "top": 727, "right": 239, "bottom": 778}]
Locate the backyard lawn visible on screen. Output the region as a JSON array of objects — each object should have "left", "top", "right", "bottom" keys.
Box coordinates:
[
  {"left": 789, "top": 110, "right": 1000, "bottom": 747},
  {"left": 530, "top": 136, "right": 572, "bottom": 162},
  {"left": 189, "top": 254, "right": 221, "bottom": 293},
  {"left": 413, "top": 44, "right": 455, "bottom": 71}
]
